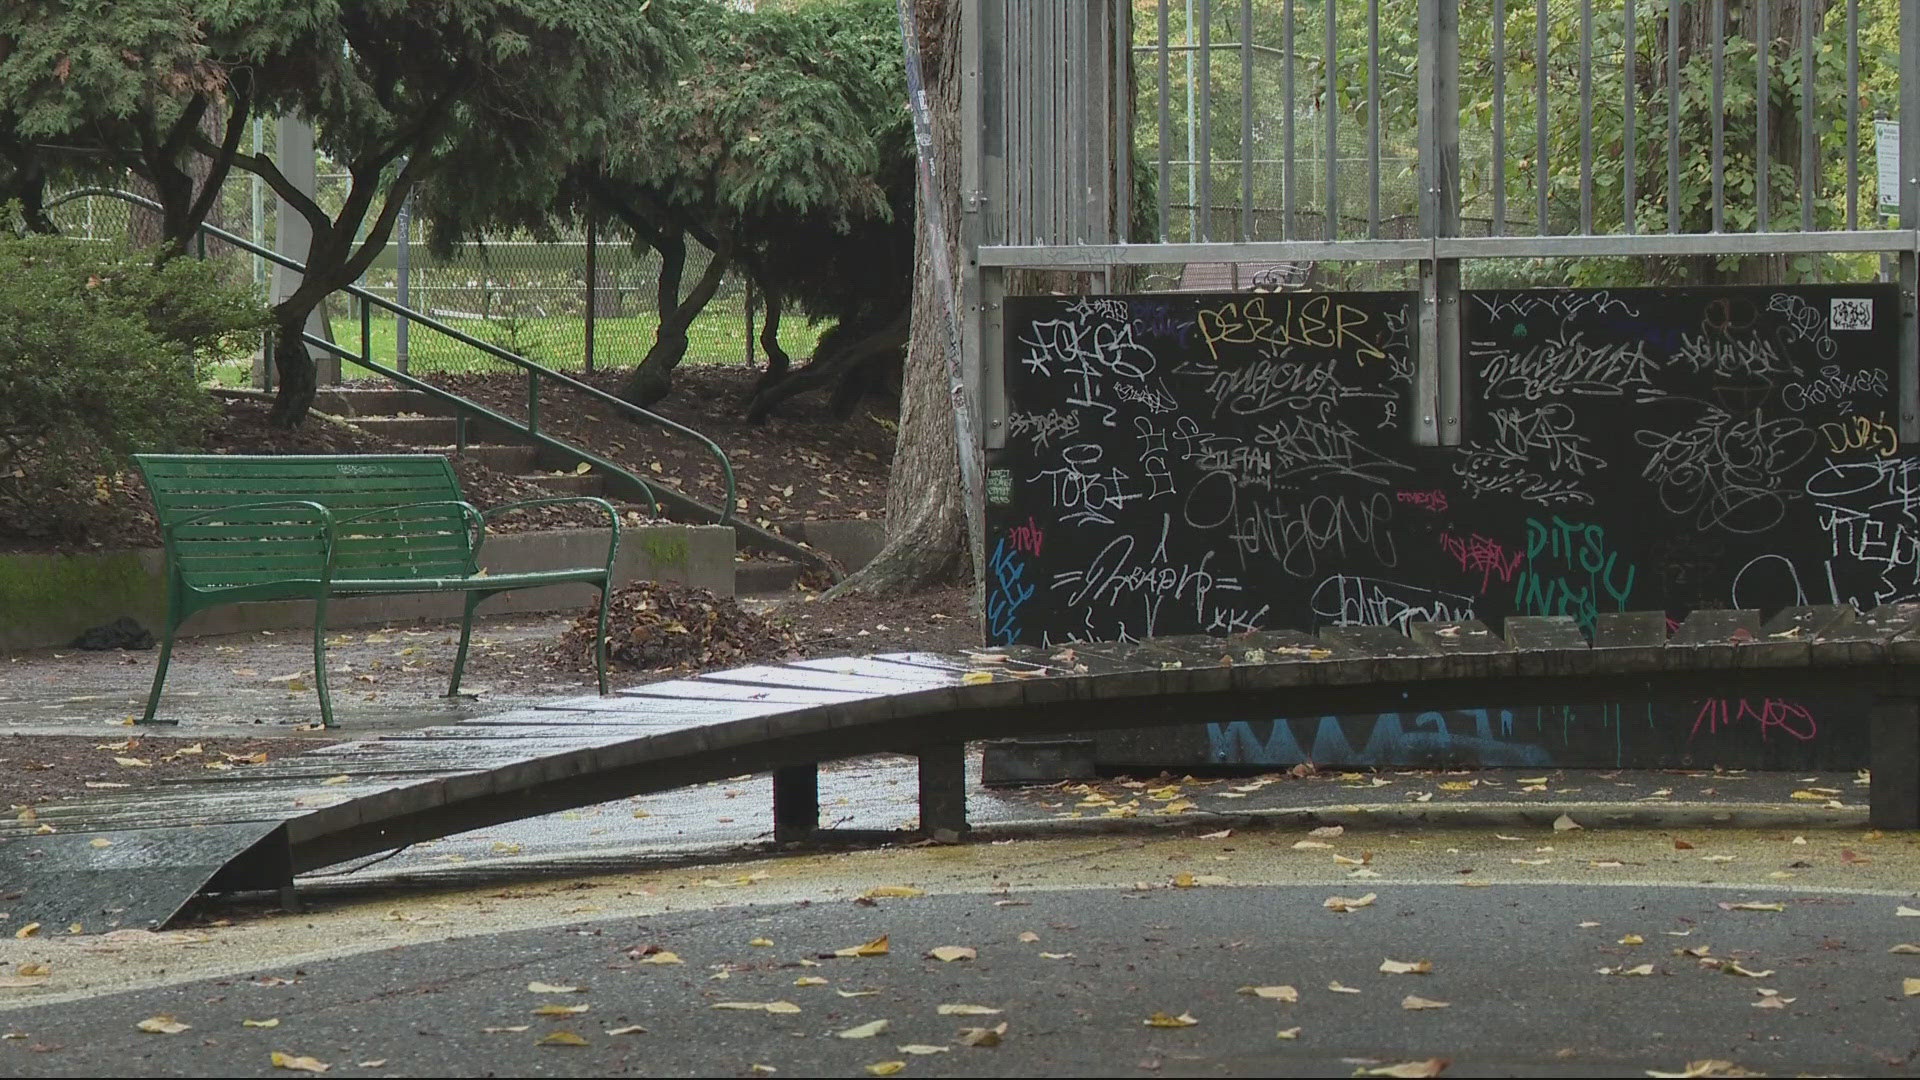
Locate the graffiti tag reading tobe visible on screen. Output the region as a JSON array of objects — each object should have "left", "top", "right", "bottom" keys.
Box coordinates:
[{"left": 1194, "top": 295, "right": 1388, "bottom": 363}]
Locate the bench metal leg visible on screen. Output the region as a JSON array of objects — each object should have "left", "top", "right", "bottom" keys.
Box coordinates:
[
  {"left": 1870, "top": 699, "right": 1920, "bottom": 830},
  {"left": 917, "top": 743, "right": 969, "bottom": 839},
  {"left": 773, "top": 763, "right": 818, "bottom": 843},
  {"left": 312, "top": 593, "right": 335, "bottom": 729},
  {"left": 593, "top": 581, "right": 611, "bottom": 695},
  {"left": 138, "top": 616, "right": 180, "bottom": 725},
  {"left": 448, "top": 591, "right": 486, "bottom": 696}
]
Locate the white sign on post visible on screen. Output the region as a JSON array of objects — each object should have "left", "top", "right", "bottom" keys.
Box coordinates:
[{"left": 1876, "top": 119, "right": 1901, "bottom": 212}]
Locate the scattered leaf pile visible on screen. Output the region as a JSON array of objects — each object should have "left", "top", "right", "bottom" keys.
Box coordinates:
[{"left": 557, "top": 581, "right": 802, "bottom": 673}]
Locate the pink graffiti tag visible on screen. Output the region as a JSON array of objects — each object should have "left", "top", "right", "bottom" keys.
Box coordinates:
[
  {"left": 1689, "top": 698, "right": 1818, "bottom": 744},
  {"left": 1438, "top": 531, "right": 1525, "bottom": 593},
  {"left": 1395, "top": 489, "right": 1450, "bottom": 513},
  {"left": 1008, "top": 516, "right": 1045, "bottom": 558}
]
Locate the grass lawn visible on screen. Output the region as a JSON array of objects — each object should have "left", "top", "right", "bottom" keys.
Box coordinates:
[{"left": 204, "top": 308, "right": 826, "bottom": 386}]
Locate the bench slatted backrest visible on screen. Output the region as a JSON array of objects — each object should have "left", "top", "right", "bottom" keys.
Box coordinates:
[{"left": 135, "top": 455, "right": 476, "bottom": 589}]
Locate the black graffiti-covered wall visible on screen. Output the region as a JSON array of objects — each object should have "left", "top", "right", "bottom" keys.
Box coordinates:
[{"left": 984, "top": 286, "right": 1910, "bottom": 769}]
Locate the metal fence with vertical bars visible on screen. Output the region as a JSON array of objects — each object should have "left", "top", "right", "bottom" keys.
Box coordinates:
[{"left": 963, "top": 0, "right": 1920, "bottom": 449}]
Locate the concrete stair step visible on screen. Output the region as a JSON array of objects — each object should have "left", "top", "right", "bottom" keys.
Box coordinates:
[
  {"left": 313, "top": 387, "right": 437, "bottom": 416},
  {"left": 351, "top": 415, "right": 460, "bottom": 444},
  {"left": 431, "top": 444, "right": 537, "bottom": 472},
  {"left": 774, "top": 518, "right": 885, "bottom": 573},
  {"left": 734, "top": 560, "right": 802, "bottom": 596},
  {"left": 517, "top": 471, "right": 605, "bottom": 496}
]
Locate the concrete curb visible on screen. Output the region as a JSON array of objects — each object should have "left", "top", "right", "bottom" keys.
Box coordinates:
[{"left": 0, "top": 525, "right": 734, "bottom": 650}]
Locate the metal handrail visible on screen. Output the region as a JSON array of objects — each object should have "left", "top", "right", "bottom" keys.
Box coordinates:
[{"left": 45, "top": 187, "right": 736, "bottom": 524}]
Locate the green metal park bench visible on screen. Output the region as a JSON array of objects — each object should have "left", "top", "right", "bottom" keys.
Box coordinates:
[{"left": 133, "top": 454, "right": 619, "bottom": 727}]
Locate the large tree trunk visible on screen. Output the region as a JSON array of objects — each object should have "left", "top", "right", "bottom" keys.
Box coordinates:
[{"left": 827, "top": 0, "right": 969, "bottom": 598}]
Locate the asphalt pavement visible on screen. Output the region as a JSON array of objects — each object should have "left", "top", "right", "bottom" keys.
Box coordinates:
[{"left": 3, "top": 881, "right": 1918, "bottom": 1077}]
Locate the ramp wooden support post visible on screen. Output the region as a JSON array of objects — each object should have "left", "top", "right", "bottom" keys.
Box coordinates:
[
  {"left": 917, "top": 743, "right": 970, "bottom": 839},
  {"left": 1870, "top": 699, "right": 1920, "bottom": 829},
  {"left": 772, "top": 763, "right": 819, "bottom": 844}
]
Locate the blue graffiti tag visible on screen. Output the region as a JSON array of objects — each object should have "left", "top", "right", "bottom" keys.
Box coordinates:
[{"left": 987, "top": 538, "right": 1035, "bottom": 645}]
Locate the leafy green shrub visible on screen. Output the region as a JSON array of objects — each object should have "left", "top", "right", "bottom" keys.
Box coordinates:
[{"left": 0, "top": 230, "right": 266, "bottom": 545}]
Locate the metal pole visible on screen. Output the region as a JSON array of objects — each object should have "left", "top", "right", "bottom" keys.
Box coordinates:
[
  {"left": 1579, "top": 0, "right": 1593, "bottom": 234},
  {"left": 1668, "top": 0, "right": 1681, "bottom": 233},
  {"left": 1900, "top": 0, "right": 1919, "bottom": 442},
  {"left": 1536, "top": 0, "right": 1549, "bottom": 232},
  {"left": 1186, "top": 0, "right": 1198, "bottom": 241},
  {"left": 395, "top": 192, "right": 410, "bottom": 373},
  {"left": 1623, "top": 0, "right": 1636, "bottom": 234},
  {"left": 1848, "top": 0, "right": 1860, "bottom": 230},
  {"left": 1712, "top": 0, "right": 1725, "bottom": 231},
  {"left": 1800, "top": 0, "right": 1818, "bottom": 232},
  {"left": 1756, "top": 0, "right": 1770, "bottom": 231},
  {"left": 1325, "top": 0, "right": 1339, "bottom": 241},
  {"left": 1493, "top": 0, "right": 1506, "bottom": 237},
  {"left": 1369, "top": 0, "right": 1381, "bottom": 238},
  {"left": 583, "top": 207, "right": 596, "bottom": 373},
  {"left": 1199, "top": 0, "right": 1213, "bottom": 241},
  {"left": 1417, "top": 0, "right": 1460, "bottom": 447},
  {"left": 1158, "top": 0, "right": 1173, "bottom": 242},
  {"left": 1241, "top": 0, "right": 1254, "bottom": 242},
  {"left": 1283, "top": 0, "right": 1296, "bottom": 240}
]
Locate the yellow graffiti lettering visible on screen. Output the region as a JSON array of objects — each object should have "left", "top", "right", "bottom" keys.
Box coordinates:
[
  {"left": 1194, "top": 296, "right": 1387, "bottom": 364},
  {"left": 1818, "top": 413, "right": 1900, "bottom": 458}
]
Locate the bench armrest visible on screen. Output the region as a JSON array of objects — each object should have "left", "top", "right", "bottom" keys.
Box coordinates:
[
  {"left": 480, "top": 497, "right": 620, "bottom": 573},
  {"left": 162, "top": 500, "right": 338, "bottom": 585},
  {"left": 165, "top": 499, "right": 336, "bottom": 534},
  {"left": 333, "top": 499, "right": 484, "bottom": 533}
]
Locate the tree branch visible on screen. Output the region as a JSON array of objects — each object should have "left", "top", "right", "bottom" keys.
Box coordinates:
[{"left": 210, "top": 136, "right": 332, "bottom": 240}]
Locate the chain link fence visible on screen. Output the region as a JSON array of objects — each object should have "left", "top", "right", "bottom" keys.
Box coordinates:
[{"left": 44, "top": 174, "right": 817, "bottom": 385}]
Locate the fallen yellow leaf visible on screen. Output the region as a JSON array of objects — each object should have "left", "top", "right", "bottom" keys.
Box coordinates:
[
  {"left": 937, "top": 1004, "right": 1001, "bottom": 1016},
  {"left": 834, "top": 935, "right": 890, "bottom": 958},
  {"left": 14, "top": 923, "right": 40, "bottom": 939},
  {"left": 1904, "top": 978, "right": 1920, "bottom": 997},
  {"left": 1721, "top": 963, "right": 1774, "bottom": 978},
  {"left": 795, "top": 976, "right": 829, "bottom": 986},
  {"left": 528, "top": 982, "right": 581, "bottom": 994},
  {"left": 1323, "top": 892, "right": 1377, "bottom": 912},
  {"left": 269, "top": 1051, "right": 330, "bottom": 1072},
  {"left": 1238, "top": 985, "right": 1300, "bottom": 1002},
  {"left": 1276, "top": 1026, "right": 1302, "bottom": 1040},
  {"left": 1597, "top": 964, "right": 1656, "bottom": 976},
  {"left": 898, "top": 1044, "right": 949, "bottom": 1054},
  {"left": 749, "top": 937, "right": 774, "bottom": 947},
  {"left": 960, "top": 671, "right": 995, "bottom": 685},
  {"left": 137, "top": 1016, "right": 191, "bottom": 1035},
  {"left": 1379, "top": 959, "right": 1433, "bottom": 975},
  {"left": 1143, "top": 1011, "right": 1198, "bottom": 1028},
  {"left": 1327, "top": 981, "right": 1361, "bottom": 994},
  {"left": 1400, "top": 995, "right": 1450, "bottom": 1010},
  {"left": 114, "top": 757, "right": 151, "bottom": 768},
  {"left": 866, "top": 1061, "right": 907, "bottom": 1076},
  {"left": 1889, "top": 943, "right": 1920, "bottom": 955},
  {"left": 1619, "top": 934, "right": 1645, "bottom": 946},
  {"left": 1645, "top": 1061, "right": 1738, "bottom": 1079},
  {"left": 536, "top": 1031, "right": 588, "bottom": 1047},
  {"left": 1017, "top": 931, "right": 1040, "bottom": 943},
  {"left": 958, "top": 1022, "right": 1008, "bottom": 1047},
  {"left": 1720, "top": 902, "right": 1785, "bottom": 913},
  {"left": 637, "top": 951, "right": 683, "bottom": 965},
  {"left": 927, "top": 946, "right": 976, "bottom": 962},
  {"left": 836, "top": 1019, "right": 890, "bottom": 1039},
  {"left": 243, "top": 1018, "right": 280, "bottom": 1028},
  {"left": 1358, "top": 1060, "right": 1449, "bottom": 1078},
  {"left": 607, "top": 1025, "right": 647, "bottom": 1035},
  {"left": 532, "top": 1004, "right": 589, "bottom": 1016}
]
